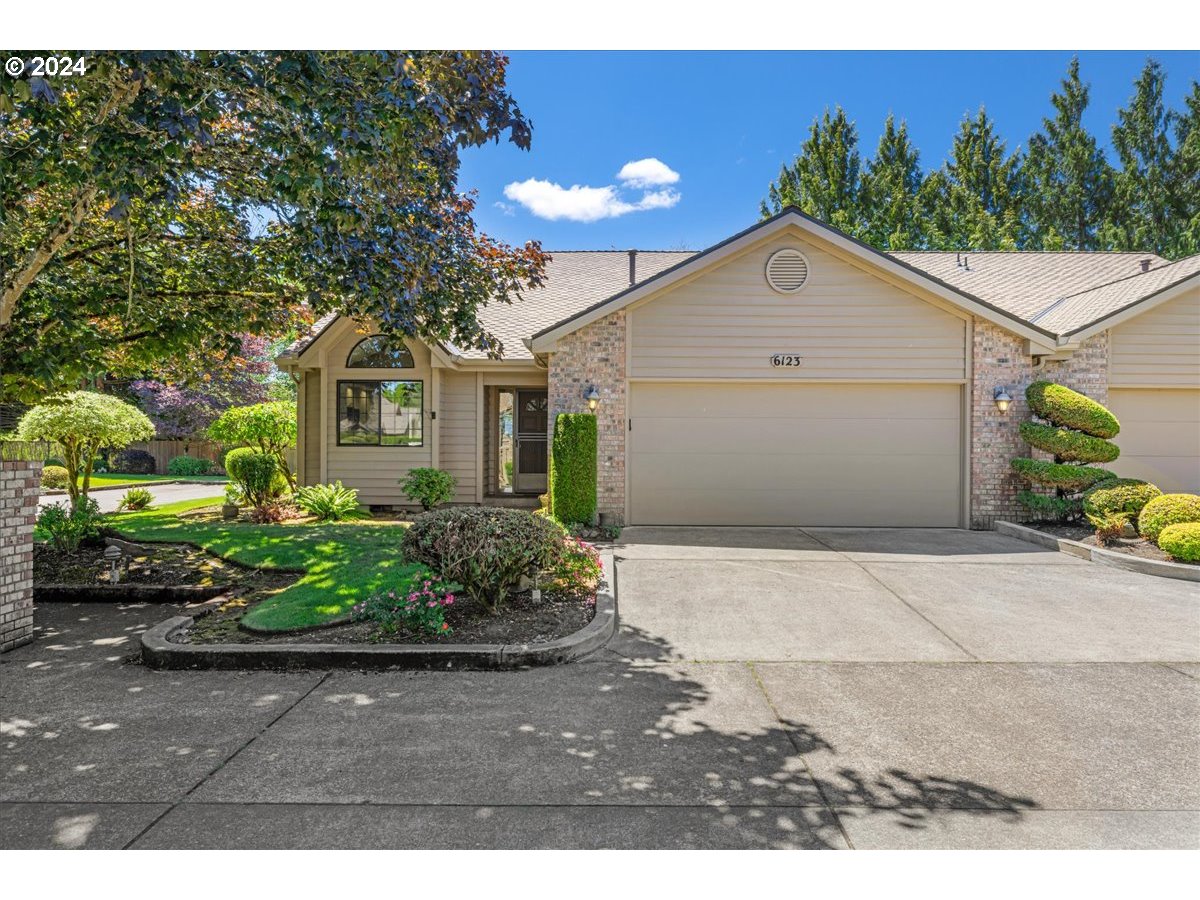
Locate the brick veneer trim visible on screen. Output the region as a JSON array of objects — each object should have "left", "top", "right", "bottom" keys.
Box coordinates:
[{"left": 1, "top": 459, "right": 42, "bottom": 653}]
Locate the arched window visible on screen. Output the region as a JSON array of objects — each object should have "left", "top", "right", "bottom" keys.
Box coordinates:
[{"left": 346, "top": 335, "right": 414, "bottom": 369}]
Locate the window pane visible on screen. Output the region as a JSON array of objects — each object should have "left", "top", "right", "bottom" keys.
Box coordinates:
[
  {"left": 338, "top": 381, "right": 381, "bottom": 445},
  {"left": 346, "top": 335, "right": 414, "bottom": 368},
  {"left": 379, "top": 381, "right": 423, "bottom": 446},
  {"left": 497, "top": 390, "right": 514, "bottom": 493}
]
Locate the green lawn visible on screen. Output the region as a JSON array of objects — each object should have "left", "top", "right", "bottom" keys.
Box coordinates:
[
  {"left": 107, "top": 497, "right": 423, "bottom": 631},
  {"left": 85, "top": 473, "right": 228, "bottom": 488}
]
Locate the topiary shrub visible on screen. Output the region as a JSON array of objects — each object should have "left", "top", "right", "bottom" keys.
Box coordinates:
[
  {"left": 401, "top": 507, "right": 565, "bottom": 613},
  {"left": 112, "top": 448, "right": 157, "bottom": 475},
  {"left": 1012, "top": 381, "right": 1120, "bottom": 523},
  {"left": 224, "top": 447, "right": 282, "bottom": 508},
  {"left": 1081, "top": 478, "right": 1162, "bottom": 521},
  {"left": 399, "top": 467, "right": 457, "bottom": 511},
  {"left": 1025, "top": 381, "right": 1119, "bottom": 439},
  {"left": 1138, "top": 493, "right": 1200, "bottom": 543},
  {"left": 208, "top": 401, "right": 297, "bottom": 489},
  {"left": 167, "top": 454, "right": 214, "bottom": 476},
  {"left": 1018, "top": 422, "right": 1120, "bottom": 463},
  {"left": 41, "top": 464, "right": 70, "bottom": 490},
  {"left": 1157, "top": 522, "right": 1200, "bottom": 563},
  {"left": 549, "top": 413, "right": 597, "bottom": 525},
  {"left": 1011, "top": 458, "right": 1113, "bottom": 492}
]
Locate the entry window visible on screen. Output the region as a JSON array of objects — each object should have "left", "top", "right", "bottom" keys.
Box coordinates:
[
  {"left": 497, "top": 390, "right": 514, "bottom": 493},
  {"left": 337, "top": 380, "right": 423, "bottom": 446},
  {"left": 346, "top": 335, "right": 415, "bottom": 369}
]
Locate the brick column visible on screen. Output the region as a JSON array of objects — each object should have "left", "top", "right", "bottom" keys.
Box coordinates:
[
  {"left": 546, "top": 310, "right": 627, "bottom": 524},
  {"left": 1, "top": 459, "right": 42, "bottom": 652}
]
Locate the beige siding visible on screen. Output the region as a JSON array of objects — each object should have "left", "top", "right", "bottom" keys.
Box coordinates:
[
  {"left": 629, "top": 236, "right": 968, "bottom": 381},
  {"left": 628, "top": 382, "right": 963, "bottom": 526},
  {"left": 1109, "top": 289, "right": 1200, "bottom": 387},
  {"left": 440, "top": 371, "right": 479, "bottom": 503},
  {"left": 324, "top": 331, "right": 433, "bottom": 504},
  {"left": 1108, "top": 388, "right": 1200, "bottom": 493},
  {"left": 301, "top": 371, "right": 321, "bottom": 486}
]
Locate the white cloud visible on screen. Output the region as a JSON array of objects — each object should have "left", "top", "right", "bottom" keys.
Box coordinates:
[
  {"left": 616, "top": 157, "right": 681, "bottom": 189},
  {"left": 503, "top": 159, "right": 682, "bottom": 223},
  {"left": 493, "top": 200, "right": 516, "bottom": 217}
]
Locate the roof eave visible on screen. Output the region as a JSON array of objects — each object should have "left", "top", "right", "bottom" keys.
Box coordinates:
[{"left": 1061, "top": 270, "right": 1200, "bottom": 343}]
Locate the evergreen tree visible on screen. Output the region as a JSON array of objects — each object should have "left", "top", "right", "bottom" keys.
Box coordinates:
[
  {"left": 924, "top": 108, "right": 1023, "bottom": 250},
  {"left": 761, "top": 106, "right": 864, "bottom": 235},
  {"left": 1103, "top": 59, "right": 1178, "bottom": 255},
  {"left": 1021, "top": 57, "right": 1115, "bottom": 250},
  {"left": 1168, "top": 80, "right": 1200, "bottom": 257},
  {"left": 860, "top": 114, "right": 928, "bottom": 249}
]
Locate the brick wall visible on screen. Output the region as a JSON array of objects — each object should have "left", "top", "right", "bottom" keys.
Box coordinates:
[
  {"left": 970, "top": 320, "right": 1109, "bottom": 529},
  {"left": 547, "top": 310, "right": 626, "bottom": 523},
  {"left": 1, "top": 460, "right": 41, "bottom": 653}
]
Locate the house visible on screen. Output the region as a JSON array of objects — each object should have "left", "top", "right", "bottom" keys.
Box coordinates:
[{"left": 276, "top": 208, "right": 1200, "bottom": 529}]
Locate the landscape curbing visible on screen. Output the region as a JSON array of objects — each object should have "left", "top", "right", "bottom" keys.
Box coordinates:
[
  {"left": 996, "top": 520, "right": 1200, "bottom": 583},
  {"left": 139, "top": 552, "right": 618, "bottom": 670}
]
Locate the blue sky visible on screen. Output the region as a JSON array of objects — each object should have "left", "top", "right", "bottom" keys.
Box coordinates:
[{"left": 459, "top": 50, "right": 1199, "bottom": 251}]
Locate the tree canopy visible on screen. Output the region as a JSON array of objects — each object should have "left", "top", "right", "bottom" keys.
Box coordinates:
[
  {"left": 763, "top": 58, "right": 1199, "bottom": 256},
  {"left": 1, "top": 51, "right": 548, "bottom": 403},
  {"left": 16, "top": 390, "right": 155, "bottom": 509}
]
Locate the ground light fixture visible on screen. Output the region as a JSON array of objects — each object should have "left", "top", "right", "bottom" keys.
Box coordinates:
[
  {"left": 585, "top": 386, "right": 600, "bottom": 411},
  {"left": 994, "top": 386, "right": 1013, "bottom": 413}
]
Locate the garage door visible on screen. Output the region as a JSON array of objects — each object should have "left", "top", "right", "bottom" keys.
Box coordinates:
[
  {"left": 1108, "top": 388, "right": 1200, "bottom": 493},
  {"left": 628, "top": 382, "right": 962, "bottom": 526}
]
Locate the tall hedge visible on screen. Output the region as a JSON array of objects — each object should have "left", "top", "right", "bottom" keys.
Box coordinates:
[
  {"left": 549, "top": 413, "right": 597, "bottom": 525},
  {"left": 1011, "top": 381, "right": 1120, "bottom": 522}
]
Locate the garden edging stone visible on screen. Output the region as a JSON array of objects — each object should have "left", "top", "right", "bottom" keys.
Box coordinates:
[
  {"left": 139, "top": 552, "right": 618, "bottom": 670},
  {"left": 996, "top": 520, "right": 1200, "bottom": 583}
]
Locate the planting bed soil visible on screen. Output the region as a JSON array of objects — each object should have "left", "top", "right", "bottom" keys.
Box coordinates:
[
  {"left": 33, "top": 541, "right": 301, "bottom": 592},
  {"left": 182, "top": 588, "right": 596, "bottom": 646},
  {"left": 1028, "top": 522, "right": 1199, "bottom": 567}
]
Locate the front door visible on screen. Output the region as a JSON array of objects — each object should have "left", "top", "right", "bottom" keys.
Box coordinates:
[{"left": 514, "top": 389, "right": 548, "bottom": 493}]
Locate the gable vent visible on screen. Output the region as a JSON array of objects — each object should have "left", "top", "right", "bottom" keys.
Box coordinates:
[{"left": 765, "top": 248, "right": 810, "bottom": 293}]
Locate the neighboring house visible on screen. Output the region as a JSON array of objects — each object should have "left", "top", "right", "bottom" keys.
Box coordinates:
[{"left": 276, "top": 208, "right": 1200, "bottom": 529}]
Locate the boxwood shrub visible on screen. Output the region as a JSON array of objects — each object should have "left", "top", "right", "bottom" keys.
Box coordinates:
[
  {"left": 1010, "top": 458, "right": 1113, "bottom": 492},
  {"left": 224, "top": 447, "right": 284, "bottom": 506},
  {"left": 1081, "top": 478, "right": 1162, "bottom": 520},
  {"left": 112, "top": 448, "right": 157, "bottom": 475},
  {"left": 550, "top": 413, "right": 597, "bottom": 525},
  {"left": 401, "top": 506, "right": 566, "bottom": 612},
  {"left": 1018, "top": 422, "right": 1119, "bottom": 464},
  {"left": 40, "top": 464, "right": 70, "bottom": 490},
  {"left": 1157, "top": 523, "right": 1200, "bottom": 563},
  {"left": 1138, "top": 493, "right": 1200, "bottom": 543},
  {"left": 1025, "top": 381, "right": 1119, "bottom": 438}
]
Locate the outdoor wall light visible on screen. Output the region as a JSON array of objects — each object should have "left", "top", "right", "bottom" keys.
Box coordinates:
[
  {"left": 993, "top": 386, "right": 1013, "bottom": 413},
  {"left": 585, "top": 386, "right": 600, "bottom": 411}
]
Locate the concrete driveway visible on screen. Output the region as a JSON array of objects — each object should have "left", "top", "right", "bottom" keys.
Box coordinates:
[
  {"left": 2, "top": 527, "right": 1197, "bottom": 849},
  {"left": 38, "top": 482, "right": 226, "bottom": 513}
]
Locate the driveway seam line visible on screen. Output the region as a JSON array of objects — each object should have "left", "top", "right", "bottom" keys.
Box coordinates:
[
  {"left": 746, "top": 661, "right": 854, "bottom": 850},
  {"left": 798, "top": 528, "right": 979, "bottom": 662},
  {"left": 121, "top": 669, "right": 333, "bottom": 849}
]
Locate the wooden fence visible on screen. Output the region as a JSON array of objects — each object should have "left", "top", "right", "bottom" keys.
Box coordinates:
[{"left": 125, "top": 440, "right": 226, "bottom": 474}]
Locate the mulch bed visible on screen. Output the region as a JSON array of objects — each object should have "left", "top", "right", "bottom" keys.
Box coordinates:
[
  {"left": 184, "top": 589, "right": 596, "bottom": 646},
  {"left": 33, "top": 541, "right": 301, "bottom": 591},
  {"left": 1028, "top": 521, "right": 1198, "bottom": 567}
]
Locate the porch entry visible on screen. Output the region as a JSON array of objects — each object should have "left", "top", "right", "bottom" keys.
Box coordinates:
[{"left": 496, "top": 388, "right": 548, "bottom": 494}]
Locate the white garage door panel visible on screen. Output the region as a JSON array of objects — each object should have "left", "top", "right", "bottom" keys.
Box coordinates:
[
  {"left": 1108, "top": 388, "right": 1200, "bottom": 493},
  {"left": 629, "top": 382, "right": 962, "bottom": 526}
]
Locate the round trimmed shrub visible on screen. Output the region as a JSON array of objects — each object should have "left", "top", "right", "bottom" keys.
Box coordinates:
[
  {"left": 1025, "top": 381, "right": 1119, "bottom": 439},
  {"left": 112, "top": 448, "right": 157, "bottom": 475},
  {"left": 167, "top": 454, "right": 214, "bottom": 477},
  {"left": 1081, "top": 478, "right": 1162, "bottom": 521},
  {"left": 1011, "top": 458, "right": 1113, "bottom": 492},
  {"left": 1157, "top": 523, "right": 1200, "bottom": 563},
  {"left": 401, "top": 507, "right": 566, "bottom": 612},
  {"left": 1018, "top": 422, "right": 1119, "bottom": 463},
  {"left": 41, "top": 465, "right": 70, "bottom": 490},
  {"left": 1138, "top": 493, "right": 1200, "bottom": 543},
  {"left": 224, "top": 447, "right": 284, "bottom": 506}
]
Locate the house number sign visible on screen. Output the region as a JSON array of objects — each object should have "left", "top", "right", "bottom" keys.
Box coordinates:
[{"left": 769, "top": 354, "right": 803, "bottom": 368}]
